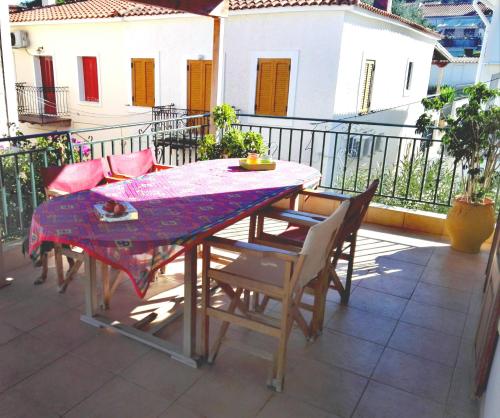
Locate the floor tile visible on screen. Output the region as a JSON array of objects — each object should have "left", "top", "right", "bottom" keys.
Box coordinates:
[
  {"left": 353, "top": 381, "right": 445, "bottom": 418},
  {"left": 178, "top": 370, "right": 272, "bottom": 418},
  {"left": 455, "top": 338, "right": 475, "bottom": 372},
  {"left": 0, "top": 322, "right": 23, "bottom": 345},
  {"left": 0, "top": 333, "right": 65, "bottom": 393},
  {"left": 257, "top": 394, "right": 339, "bottom": 418},
  {"left": 372, "top": 348, "right": 453, "bottom": 403},
  {"left": 411, "top": 282, "right": 471, "bottom": 313},
  {"left": 401, "top": 300, "right": 466, "bottom": 337},
  {"left": 446, "top": 367, "right": 479, "bottom": 418},
  {"left": 326, "top": 305, "right": 397, "bottom": 345},
  {"left": 63, "top": 376, "right": 172, "bottom": 418},
  {"left": 158, "top": 402, "right": 205, "bottom": 418},
  {"left": 306, "top": 329, "right": 383, "bottom": 377},
  {"left": 388, "top": 322, "right": 460, "bottom": 367},
  {"left": 285, "top": 358, "right": 367, "bottom": 417},
  {"left": 348, "top": 287, "right": 408, "bottom": 319},
  {"left": 365, "top": 256, "right": 425, "bottom": 281},
  {"left": 71, "top": 328, "right": 151, "bottom": 373},
  {"left": 15, "top": 354, "right": 113, "bottom": 415},
  {"left": 0, "top": 389, "right": 60, "bottom": 418},
  {"left": 120, "top": 349, "right": 204, "bottom": 400},
  {"left": 420, "top": 268, "right": 481, "bottom": 293},
  {"left": 462, "top": 313, "right": 480, "bottom": 341},
  {"left": 358, "top": 274, "right": 418, "bottom": 299}
]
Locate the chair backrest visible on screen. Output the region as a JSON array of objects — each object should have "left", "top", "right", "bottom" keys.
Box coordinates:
[
  {"left": 40, "top": 159, "right": 107, "bottom": 195},
  {"left": 297, "top": 200, "right": 350, "bottom": 288},
  {"left": 107, "top": 149, "right": 156, "bottom": 178},
  {"left": 335, "top": 179, "right": 379, "bottom": 246}
]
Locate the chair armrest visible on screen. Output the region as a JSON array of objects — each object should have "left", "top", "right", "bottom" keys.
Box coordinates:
[
  {"left": 104, "top": 175, "right": 126, "bottom": 184},
  {"left": 300, "top": 188, "right": 350, "bottom": 201},
  {"left": 153, "top": 164, "right": 174, "bottom": 171},
  {"left": 108, "top": 172, "right": 134, "bottom": 180},
  {"left": 259, "top": 207, "right": 323, "bottom": 228},
  {"left": 205, "top": 236, "right": 300, "bottom": 263},
  {"left": 46, "top": 188, "right": 69, "bottom": 198}
]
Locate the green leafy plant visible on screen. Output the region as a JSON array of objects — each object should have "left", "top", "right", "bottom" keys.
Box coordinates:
[
  {"left": 416, "top": 83, "right": 500, "bottom": 204},
  {"left": 199, "top": 104, "right": 267, "bottom": 160}
]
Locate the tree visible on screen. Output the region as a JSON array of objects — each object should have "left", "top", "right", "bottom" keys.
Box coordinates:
[{"left": 363, "top": 0, "right": 432, "bottom": 28}]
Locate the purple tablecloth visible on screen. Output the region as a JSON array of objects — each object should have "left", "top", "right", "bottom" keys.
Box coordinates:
[{"left": 29, "top": 159, "right": 321, "bottom": 297}]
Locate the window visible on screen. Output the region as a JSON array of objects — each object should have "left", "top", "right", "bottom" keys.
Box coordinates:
[
  {"left": 131, "top": 58, "right": 155, "bottom": 107},
  {"left": 187, "top": 60, "right": 212, "bottom": 112},
  {"left": 360, "top": 60, "right": 375, "bottom": 114},
  {"left": 255, "top": 58, "right": 291, "bottom": 116},
  {"left": 78, "top": 56, "right": 99, "bottom": 102},
  {"left": 443, "top": 28, "right": 455, "bottom": 37},
  {"left": 405, "top": 61, "right": 414, "bottom": 91},
  {"left": 464, "top": 28, "right": 476, "bottom": 38}
]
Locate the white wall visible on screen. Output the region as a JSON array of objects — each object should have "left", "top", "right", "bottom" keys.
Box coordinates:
[
  {"left": 429, "top": 62, "right": 478, "bottom": 89},
  {"left": 480, "top": 337, "right": 500, "bottom": 418},
  {"left": 12, "top": 15, "right": 213, "bottom": 137},
  {"left": 0, "top": 2, "right": 19, "bottom": 137}
]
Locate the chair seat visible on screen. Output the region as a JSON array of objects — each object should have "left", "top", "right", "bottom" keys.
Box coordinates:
[
  {"left": 217, "top": 253, "right": 287, "bottom": 289},
  {"left": 279, "top": 225, "right": 308, "bottom": 243}
]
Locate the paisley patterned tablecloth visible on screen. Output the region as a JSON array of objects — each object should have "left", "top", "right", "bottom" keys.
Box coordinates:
[{"left": 29, "top": 159, "right": 321, "bottom": 297}]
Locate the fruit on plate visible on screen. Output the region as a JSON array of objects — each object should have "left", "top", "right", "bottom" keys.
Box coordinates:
[
  {"left": 113, "top": 203, "right": 126, "bottom": 216},
  {"left": 103, "top": 200, "right": 117, "bottom": 212}
]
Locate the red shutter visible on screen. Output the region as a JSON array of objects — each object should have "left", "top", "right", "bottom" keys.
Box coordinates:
[{"left": 82, "top": 57, "right": 99, "bottom": 102}]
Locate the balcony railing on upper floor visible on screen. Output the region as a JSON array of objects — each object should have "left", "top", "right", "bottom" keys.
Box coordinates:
[
  {"left": 0, "top": 111, "right": 498, "bottom": 241},
  {"left": 15, "top": 82, "right": 71, "bottom": 126}
]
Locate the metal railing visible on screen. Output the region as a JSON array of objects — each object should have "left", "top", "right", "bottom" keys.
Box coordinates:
[
  {"left": 16, "top": 82, "right": 70, "bottom": 120},
  {"left": 235, "top": 114, "right": 500, "bottom": 213},
  {"left": 0, "top": 113, "right": 209, "bottom": 240}
]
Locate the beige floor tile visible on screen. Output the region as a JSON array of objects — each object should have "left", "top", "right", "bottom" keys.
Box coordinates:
[
  {"left": 305, "top": 329, "right": 383, "bottom": 377},
  {"left": 455, "top": 338, "right": 475, "bottom": 372},
  {"left": 353, "top": 381, "right": 445, "bottom": 418},
  {"left": 357, "top": 256, "right": 425, "bottom": 281},
  {"left": 348, "top": 287, "right": 408, "bottom": 319},
  {"left": 71, "top": 328, "right": 151, "bottom": 373},
  {"left": 420, "top": 268, "right": 482, "bottom": 293},
  {"left": 15, "top": 353, "right": 113, "bottom": 415},
  {"left": 411, "top": 282, "right": 471, "bottom": 313},
  {"left": 388, "top": 322, "right": 460, "bottom": 367},
  {"left": 30, "top": 308, "right": 99, "bottom": 352},
  {"left": 358, "top": 274, "right": 418, "bottom": 299},
  {"left": 372, "top": 348, "right": 453, "bottom": 403},
  {"left": 63, "top": 376, "right": 172, "bottom": 418},
  {"left": 401, "top": 300, "right": 466, "bottom": 337},
  {"left": 257, "top": 394, "right": 339, "bottom": 418},
  {"left": 326, "top": 305, "right": 397, "bottom": 345},
  {"left": 285, "top": 358, "right": 368, "bottom": 417},
  {"left": 0, "top": 322, "right": 23, "bottom": 345},
  {"left": 0, "top": 333, "right": 65, "bottom": 393},
  {"left": 462, "top": 313, "right": 481, "bottom": 341},
  {"left": 178, "top": 370, "right": 273, "bottom": 418},
  {"left": 446, "top": 367, "right": 480, "bottom": 418},
  {"left": 158, "top": 402, "right": 206, "bottom": 418},
  {"left": 0, "top": 389, "right": 60, "bottom": 418},
  {"left": 120, "top": 349, "right": 204, "bottom": 400}
]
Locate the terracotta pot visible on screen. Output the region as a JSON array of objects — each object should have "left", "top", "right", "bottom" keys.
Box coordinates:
[{"left": 445, "top": 197, "right": 495, "bottom": 253}]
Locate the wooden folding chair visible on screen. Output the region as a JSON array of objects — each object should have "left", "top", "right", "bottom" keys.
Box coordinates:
[
  {"left": 37, "top": 159, "right": 121, "bottom": 292},
  {"left": 201, "top": 201, "right": 350, "bottom": 391},
  {"left": 106, "top": 148, "right": 173, "bottom": 179},
  {"left": 252, "top": 180, "right": 379, "bottom": 310}
]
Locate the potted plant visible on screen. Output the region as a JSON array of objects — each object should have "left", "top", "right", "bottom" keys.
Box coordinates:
[
  {"left": 199, "top": 104, "right": 267, "bottom": 160},
  {"left": 417, "top": 83, "right": 500, "bottom": 253}
]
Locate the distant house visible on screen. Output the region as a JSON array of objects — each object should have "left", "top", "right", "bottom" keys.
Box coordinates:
[{"left": 9, "top": 0, "right": 439, "bottom": 137}]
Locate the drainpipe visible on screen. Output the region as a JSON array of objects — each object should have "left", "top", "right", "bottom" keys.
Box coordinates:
[{"left": 473, "top": 0, "right": 492, "bottom": 83}]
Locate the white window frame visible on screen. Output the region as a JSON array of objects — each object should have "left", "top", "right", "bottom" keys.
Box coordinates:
[{"left": 403, "top": 60, "right": 414, "bottom": 96}]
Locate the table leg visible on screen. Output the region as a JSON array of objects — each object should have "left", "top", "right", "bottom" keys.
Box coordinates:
[
  {"left": 84, "top": 255, "right": 98, "bottom": 317},
  {"left": 183, "top": 246, "right": 198, "bottom": 358}
]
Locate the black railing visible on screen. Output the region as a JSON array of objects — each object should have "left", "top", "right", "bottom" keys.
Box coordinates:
[
  {"left": 0, "top": 113, "right": 209, "bottom": 240},
  {"left": 235, "top": 114, "right": 500, "bottom": 214},
  {"left": 16, "top": 82, "right": 70, "bottom": 121}
]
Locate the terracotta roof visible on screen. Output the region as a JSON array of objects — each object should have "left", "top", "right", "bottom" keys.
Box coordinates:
[
  {"left": 9, "top": 0, "right": 180, "bottom": 23},
  {"left": 9, "top": 0, "right": 438, "bottom": 35},
  {"left": 423, "top": 2, "right": 492, "bottom": 18}
]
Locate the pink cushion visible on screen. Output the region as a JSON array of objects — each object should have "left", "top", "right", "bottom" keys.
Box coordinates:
[
  {"left": 107, "top": 149, "right": 155, "bottom": 178},
  {"left": 41, "top": 159, "right": 107, "bottom": 194}
]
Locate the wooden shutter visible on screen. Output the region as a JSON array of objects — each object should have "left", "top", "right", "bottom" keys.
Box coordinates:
[
  {"left": 82, "top": 57, "right": 99, "bottom": 102},
  {"left": 360, "top": 60, "right": 376, "bottom": 114},
  {"left": 255, "top": 58, "right": 291, "bottom": 116},
  {"left": 131, "top": 58, "right": 155, "bottom": 107},
  {"left": 187, "top": 60, "right": 212, "bottom": 112}
]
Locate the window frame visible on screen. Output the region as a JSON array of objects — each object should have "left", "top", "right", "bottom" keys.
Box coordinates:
[
  {"left": 77, "top": 55, "right": 101, "bottom": 106},
  {"left": 359, "top": 59, "right": 376, "bottom": 115}
]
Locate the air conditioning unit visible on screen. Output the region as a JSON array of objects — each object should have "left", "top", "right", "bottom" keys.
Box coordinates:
[{"left": 11, "top": 31, "right": 29, "bottom": 49}]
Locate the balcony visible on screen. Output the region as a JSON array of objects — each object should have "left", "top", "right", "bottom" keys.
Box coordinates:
[
  {"left": 0, "top": 112, "right": 495, "bottom": 417},
  {"left": 15, "top": 83, "right": 72, "bottom": 127}
]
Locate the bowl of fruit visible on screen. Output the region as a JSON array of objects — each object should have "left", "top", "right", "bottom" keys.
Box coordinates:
[
  {"left": 94, "top": 200, "right": 138, "bottom": 222},
  {"left": 103, "top": 200, "right": 127, "bottom": 217}
]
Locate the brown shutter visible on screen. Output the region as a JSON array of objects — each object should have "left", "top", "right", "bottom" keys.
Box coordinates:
[
  {"left": 188, "top": 60, "right": 212, "bottom": 113},
  {"left": 131, "top": 58, "right": 155, "bottom": 107},
  {"left": 360, "top": 60, "right": 375, "bottom": 114},
  {"left": 255, "top": 58, "right": 291, "bottom": 116}
]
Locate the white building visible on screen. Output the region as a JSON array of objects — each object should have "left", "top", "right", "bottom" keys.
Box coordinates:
[
  {"left": 9, "top": 0, "right": 439, "bottom": 138},
  {"left": 0, "top": 2, "right": 18, "bottom": 137}
]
